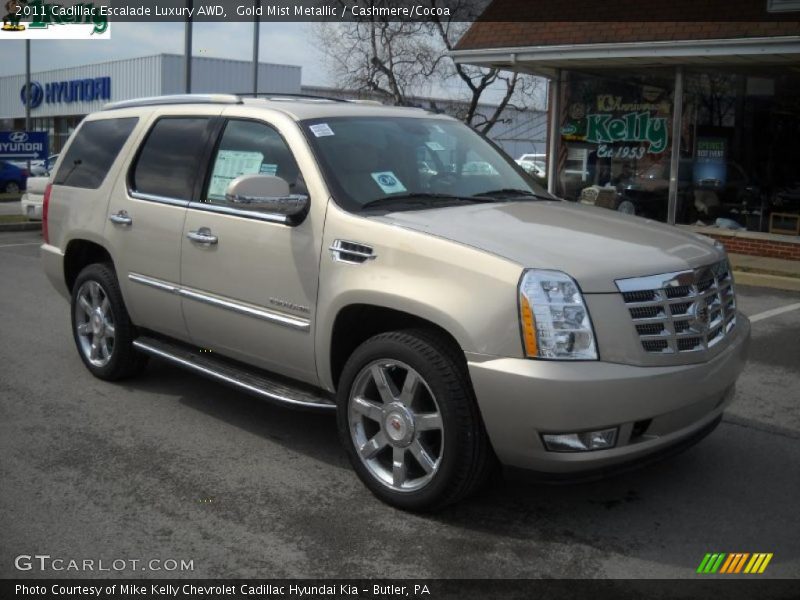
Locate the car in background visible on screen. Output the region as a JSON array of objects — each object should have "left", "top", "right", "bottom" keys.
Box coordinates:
[
  {"left": 20, "top": 176, "right": 48, "bottom": 220},
  {"left": 12, "top": 154, "right": 60, "bottom": 177},
  {"left": 0, "top": 160, "right": 28, "bottom": 194},
  {"left": 516, "top": 159, "right": 546, "bottom": 178}
]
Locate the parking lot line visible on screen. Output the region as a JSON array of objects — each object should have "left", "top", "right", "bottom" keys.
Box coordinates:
[
  {"left": 749, "top": 302, "right": 800, "bottom": 323},
  {"left": 0, "top": 242, "right": 40, "bottom": 249}
]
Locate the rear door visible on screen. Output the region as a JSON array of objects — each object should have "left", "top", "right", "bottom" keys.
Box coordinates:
[{"left": 104, "top": 109, "right": 221, "bottom": 341}]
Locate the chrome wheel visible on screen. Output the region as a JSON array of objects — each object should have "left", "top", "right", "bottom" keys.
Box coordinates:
[
  {"left": 348, "top": 359, "right": 444, "bottom": 493},
  {"left": 617, "top": 199, "right": 636, "bottom": 215},
  {"left": 74, "top": 280, "right": 115, "bottom": 368}
]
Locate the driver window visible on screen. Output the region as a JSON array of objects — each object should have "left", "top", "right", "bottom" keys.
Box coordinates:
[{"left": 205, "top": 119, "right": 304, "bottom": 205}]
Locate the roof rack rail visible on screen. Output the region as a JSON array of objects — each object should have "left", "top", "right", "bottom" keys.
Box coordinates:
[
  {"left": 103, "top": 94, "right": 243, "bottom": 111},
  {"left": 237, "top": 92, "right": 349, "bottom": 103}
]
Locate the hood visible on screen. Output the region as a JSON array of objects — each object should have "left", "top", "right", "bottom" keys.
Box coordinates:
[{"left": 371, "top": 200, "right": 724, "bottom": 293}]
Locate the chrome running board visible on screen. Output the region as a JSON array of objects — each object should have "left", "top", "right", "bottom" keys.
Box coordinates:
[{"left": 132, "top": 336, "right": 335, "bottom": 411}]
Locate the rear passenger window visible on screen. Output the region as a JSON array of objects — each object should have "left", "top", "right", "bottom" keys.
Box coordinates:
[
  {"left": 53, "top": 117, "right": 138, "bottom": 189},
  {"left": 131, "top": 117, "right": 211, "bottom": 201},
  {"left": 205, "top": 119, "right": 303, "bottom": 204}
]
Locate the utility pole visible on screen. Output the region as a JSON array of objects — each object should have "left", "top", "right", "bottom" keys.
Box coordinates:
[
  {"left": 252, "top": 0, "right": 260, "bottom": 96},
  {"left": 184, "top": 1, "right": 193, "bottom": 93},
  {"left": 25, "top": 40, "right": 31, "bottom": 172}
]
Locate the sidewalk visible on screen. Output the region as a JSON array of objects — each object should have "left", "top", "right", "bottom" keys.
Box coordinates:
[{"left": 729, "top": 253, "right": 800, "bottom": 292}]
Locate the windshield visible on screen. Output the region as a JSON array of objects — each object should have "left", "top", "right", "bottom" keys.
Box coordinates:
[{"left": 301, "top": 116, "right": 552, "bottom": 212}]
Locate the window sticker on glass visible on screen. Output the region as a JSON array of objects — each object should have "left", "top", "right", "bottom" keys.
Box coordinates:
[
  {"left": 259, "top": 163, "right": 278, "bottom": 176},
  {"left": 371, "top": 171, "right": 407, "bottom": 195},
  {"left": 425, "top": 141, "right": 445, "bottom": 151},
  {"left": 310, "top": 123, "right": 335, "bottom": 137},
  {"left": 208, "top": 150, "right": 264, "bottom": 200}
]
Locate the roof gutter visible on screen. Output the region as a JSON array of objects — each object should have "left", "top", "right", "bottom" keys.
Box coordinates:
[{"left": 450, "top": 35, "right": 800, "bottom": 70}]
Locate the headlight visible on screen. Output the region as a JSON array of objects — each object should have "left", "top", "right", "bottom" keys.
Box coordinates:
[{"left": 518, "top": 269, "right": 598, "bottom": 360}]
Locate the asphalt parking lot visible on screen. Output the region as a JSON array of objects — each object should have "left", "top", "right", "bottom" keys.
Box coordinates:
[{"left": 1, "top": 229, "right": 798, "bottom": 580}]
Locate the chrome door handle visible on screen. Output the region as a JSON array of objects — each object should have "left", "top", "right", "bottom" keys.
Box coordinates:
[
  {"left": 186, "top": 227, "right": 218, "bottom": 245},
  {"left": 108, "top": 210, "right": 132, "bottom": 226}
]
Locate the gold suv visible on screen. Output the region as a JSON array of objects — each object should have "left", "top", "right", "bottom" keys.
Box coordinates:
[{"left": 41, "top": 94, "right": 750, "bottom": 510}]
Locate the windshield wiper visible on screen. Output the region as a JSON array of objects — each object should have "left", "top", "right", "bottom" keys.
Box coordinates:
[
  {"left": 473, "top": 188, "right": 552, "bottom": 201},
  {"left": 361, "top": 193, "right": 493, "bottom": 211}
]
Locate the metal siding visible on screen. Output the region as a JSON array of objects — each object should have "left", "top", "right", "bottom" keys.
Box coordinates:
[{"left": 0, "top": 54, "right": 300, "bottom": 120}]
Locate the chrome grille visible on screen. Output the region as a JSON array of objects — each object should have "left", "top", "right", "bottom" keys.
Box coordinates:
[{"left": 616, "top": 260, "right": 736, "bottom": 355}]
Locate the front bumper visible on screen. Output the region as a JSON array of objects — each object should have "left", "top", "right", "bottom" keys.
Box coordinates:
[{"left": 468, "top": 315, "right": 750, "bottom": 473}]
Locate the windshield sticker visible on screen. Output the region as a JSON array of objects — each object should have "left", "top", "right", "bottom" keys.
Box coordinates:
[
  {"left": 259, "top": 163, "right": 278, "bottom": 176},
  {"left": 310, "top": 123, "right": 335, "bottom": 137},
  {"left": 371, "top": 171, "right": 407, "bottom": 195},
  {"left": 207, "top": 150, "right": 264, "bottom": 200},
  {"left": 425, "top": 141, "right": 445, "bottom": 152}
]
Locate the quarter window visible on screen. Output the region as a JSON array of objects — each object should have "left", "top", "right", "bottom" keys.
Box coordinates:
[
  {"left": 205, "top": 120, "right": 303, "bottom": 204},
  {"left": 131, "top": 117, "right": 212, "bottom": 201},
  {"left": 53, "top": 117, "right": 138, "bottom": 189}
]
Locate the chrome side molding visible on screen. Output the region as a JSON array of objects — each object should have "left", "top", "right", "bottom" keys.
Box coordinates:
[{"left": 128, "top": 272, "right": 310, "bottom": 331}]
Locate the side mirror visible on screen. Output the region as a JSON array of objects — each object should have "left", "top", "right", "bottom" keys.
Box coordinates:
[{"left": 225, "top": 174, "right": 309, "bottom": 217}]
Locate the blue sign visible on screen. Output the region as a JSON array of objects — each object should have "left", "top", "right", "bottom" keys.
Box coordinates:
[
  {"left": 0, "top": 131, "right": 49, "bottom": 161},
  {"left": 20, "top": 77, "right": 111, "bottom": 108}
]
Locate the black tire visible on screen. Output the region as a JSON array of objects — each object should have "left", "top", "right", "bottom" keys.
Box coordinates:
[
  {"left": 4, "top": 181, "right": 20, "bottom": 194},
  {"left": 70, "top": 262, "right": 147, "bottom": 381},
  {"left": 337, "top": 329, "right": 496, "bottom": 511}
]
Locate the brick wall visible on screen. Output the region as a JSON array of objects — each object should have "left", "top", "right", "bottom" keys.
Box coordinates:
[
  {"left": 700, "top": 232, "right": 800, "bottom": 261},
  {"left": 456, "top": 1, "right": 800, "bottom": 50}
]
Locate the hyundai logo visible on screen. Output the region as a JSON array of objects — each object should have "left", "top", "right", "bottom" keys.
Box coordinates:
[
  {"left": 9, "top": 131, "right": 29, "bottom": 143},
  {"left": 20, "top": 81, "right": 44, "bottom": 109}
]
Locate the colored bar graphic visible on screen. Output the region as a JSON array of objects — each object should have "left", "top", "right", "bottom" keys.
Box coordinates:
[{"left": 698, "top": 552, "right": 772, "bottom": 574}]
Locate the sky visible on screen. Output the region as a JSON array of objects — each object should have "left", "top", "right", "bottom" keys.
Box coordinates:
[
  {"left": 1, "top": 21, "right": 545, "bottom": 107},
  {"left": 1, "top": 22, "right": 329, "bottom": 83}
]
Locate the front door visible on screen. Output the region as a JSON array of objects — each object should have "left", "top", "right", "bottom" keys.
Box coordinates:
[{"left": 179, "top": 115, "right": 324, "bottom": 384}]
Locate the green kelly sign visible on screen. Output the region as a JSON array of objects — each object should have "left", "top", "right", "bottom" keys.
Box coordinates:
[{"left": 585, "top": 111, "right": 669, "bottom": 154}]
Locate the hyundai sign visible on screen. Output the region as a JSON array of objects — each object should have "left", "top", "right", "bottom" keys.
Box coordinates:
[
  {"left": 20, "top": 77, "right": 111, "bottom": 108},
  {"left": 0, "top": 131, "right": 49, "bottom": 161}
]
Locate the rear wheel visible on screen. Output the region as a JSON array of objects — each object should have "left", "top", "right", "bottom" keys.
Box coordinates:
[
  {"left": 337, "top": 329, "right": 495, "bottom": 511},
  {"left": 71, "top": 263, "right": 147, "bottom": 381},
  {"left": 4, "top": 181, "right": 20, "bottom": 194}
]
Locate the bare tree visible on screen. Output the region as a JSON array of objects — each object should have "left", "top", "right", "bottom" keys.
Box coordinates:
[
  {"left": 315, "top": 19, "right": 446, "bottom": 106},
  {"left": 315, "top": 1, "right": 542, "bottom": 134}
]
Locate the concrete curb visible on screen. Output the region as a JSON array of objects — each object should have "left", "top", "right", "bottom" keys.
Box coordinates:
[
  {"left": 0, "top": 222, "right": 41, "bottom": 232},
  {"left": 733, "top": 271, "right": 800, "bottom": 293}
]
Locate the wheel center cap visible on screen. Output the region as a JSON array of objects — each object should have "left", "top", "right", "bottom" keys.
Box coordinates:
[
  {"left": 91, "top": 310, "right": 104, "bottom": 335},
  {"left": 384, "top": 404, "right": 415, "bottom": 446}
]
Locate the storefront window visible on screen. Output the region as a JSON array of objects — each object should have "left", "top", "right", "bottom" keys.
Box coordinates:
[
  {"left": 557, "top": 70, "right": 675, "bottom": 220},
  {"left": 678, "top": 68, "right": 800, "bottom": 236}
]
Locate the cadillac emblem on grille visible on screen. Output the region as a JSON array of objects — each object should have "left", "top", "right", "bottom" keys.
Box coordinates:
[{"left": 615, "top": 260, "right": 737, "bottom": 355}]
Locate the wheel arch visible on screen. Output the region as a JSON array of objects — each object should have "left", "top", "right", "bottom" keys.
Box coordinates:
[
  {"left": 326, "top": 302, "right": 466, "bottom": 392},
  {"left": 64, "top": 238, "right": 114, "bottom": 293}
]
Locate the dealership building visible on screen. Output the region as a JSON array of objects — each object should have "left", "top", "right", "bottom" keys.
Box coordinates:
[
  {"left": 453, "top": 0, "right": 800, "bottom": 257},
  {"left": 0, "top": 54, "right": 302, "bottom": 153}
]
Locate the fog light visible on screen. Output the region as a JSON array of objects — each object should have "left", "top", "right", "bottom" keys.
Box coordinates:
[{"left": 542, "top": 428, "right": 618, "bottom": 452}]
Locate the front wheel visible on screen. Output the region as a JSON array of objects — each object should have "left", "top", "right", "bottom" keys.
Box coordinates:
[
  {"left": 337, "top": 329, "right": 495, "bottom": 511},
  {"left": 617, "top": 199, "right": 636, "bottom": 215},
  {"left": 71, "top": 263, "right": 147, "bottom": 381},
  {"left": 4, "top": 181, "right": 20, "bottom": 194}
]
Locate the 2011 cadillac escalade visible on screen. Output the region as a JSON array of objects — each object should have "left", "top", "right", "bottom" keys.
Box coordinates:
[{"left": 41, "top": 94, "right": 750, "bottom": 510}]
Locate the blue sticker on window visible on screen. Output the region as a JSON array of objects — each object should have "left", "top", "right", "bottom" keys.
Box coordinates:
[{"left": 371, "top": 171, "right": 407, "bottom": 194}]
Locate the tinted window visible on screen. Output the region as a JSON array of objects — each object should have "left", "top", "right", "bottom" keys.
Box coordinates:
[
  {"left": 54, "top": 117, "right": 138, "bottom": 189},
  {"left": 205, "top": 120, "right": 303, "bottom": 204},
  {"left": 131, "top": 117, "right": 211, "bottom": 201}
]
